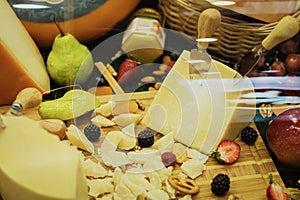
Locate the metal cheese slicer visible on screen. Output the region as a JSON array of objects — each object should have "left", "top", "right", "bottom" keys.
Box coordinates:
[{"left": 188, "top": 8, "right": 221, "bottom": 79}]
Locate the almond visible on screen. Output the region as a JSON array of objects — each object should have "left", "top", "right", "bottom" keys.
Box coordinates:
[
  {"left": 38, "top": 119, "right": 66, "bottom": 139},
  {"left": 112, "top": 100, "right": 138, "bottom": 115},
  {"left": 141, "top": 76, "right": 155, "bottom": 83},
  {"left": 154, "top": 82, "right": 162, "bottom": 90}
]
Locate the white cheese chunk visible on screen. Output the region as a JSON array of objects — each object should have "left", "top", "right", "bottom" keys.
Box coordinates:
[{"left": 180, "top": 159, "right": 206, "bottom": 179}]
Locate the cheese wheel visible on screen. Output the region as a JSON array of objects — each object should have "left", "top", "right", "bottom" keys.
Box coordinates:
[
  {"left": 0, "top": 0, "right": 50, "bottom": 105},
  {"left": 0, "top": 115, "right": 88, "bottom": 200},
  {"left": 15, "top": 0, "right": 140, "bottom": 48}
]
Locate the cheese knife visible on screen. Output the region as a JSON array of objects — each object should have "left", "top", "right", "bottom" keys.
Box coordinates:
[
  {"left": 235, "top": 15, "right": 299, "bottom": 77},
  {"left": 1, "top": 88, "right": 66, "bottom": 138},
  {"left": 189, "top": 8, "right": 221, "bottom": 79}
]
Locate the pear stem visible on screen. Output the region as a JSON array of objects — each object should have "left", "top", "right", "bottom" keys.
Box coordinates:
[{"left": 53, "top": 17, "right": 65, "bottom": 37}]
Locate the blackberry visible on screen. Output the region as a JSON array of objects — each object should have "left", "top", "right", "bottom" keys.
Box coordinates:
[
  {"left": 211, "top": 173, "right": 230, "bottom": 196},
  {"left": 241, "top": 126, "right": 258, "bottom": 145},
  {"left": 137, "top": 128, "right": 155, "bottom": 148},
  {"left": 84, "top": 124, "right": 101, "bottom": 142}
]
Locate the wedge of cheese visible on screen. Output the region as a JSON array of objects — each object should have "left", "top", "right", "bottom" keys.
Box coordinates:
[
  {"left": 0, "top": 0, "right": 50, "bottom": 105},
  {"left": 141, "top": 50, "right": 256, "bottom": 154},
  {"left": 66, "top": 124, "right": 95, "bottom": 153},
  {"left": 0, "top": 115, "right": 88, "bottom": 200}
]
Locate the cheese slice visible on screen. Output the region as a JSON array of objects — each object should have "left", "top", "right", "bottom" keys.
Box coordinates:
[
  {"left": 121, "top": 123, "right": 136, "bottom": 137},
  {"left": 91, "top": 115, "right": 116, "bottom": 127},
  {"left": 112, "top": 113, "right": 142, "bottom": 127},
  {"left": 180, "top": 159, "right": 206, "bottom": 179},
  {"left": 82, "top": 159, "right": 107, "bottom": 178},
  {"left": 0, "top": 0, "right": 50, "bottom": 105},
  {"left": 66, "top": 124, "right": 94, "bottom": 153},
  {"left": 151, "top": 132, "right": 174, "bottom": 152},
  {"left": 0, "top": 115, "right": 88, "bottom": 200},
  {"left": 141, "top": 50, "right": 255, "bottom": 154},
  {"left": 127, "top": 148, "right": 160, "bottom": 164},
  {"left": 86, "top": 179, "right": 114, "bottom": 198}
]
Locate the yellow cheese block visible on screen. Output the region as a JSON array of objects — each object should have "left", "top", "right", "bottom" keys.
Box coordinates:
[
  {"left": 0, "top": 0, "right": 50, "bottom": 105},
  {"left": 141, "top": 50, "right": 256, "bottom": 154},
  {"left": 0, "top": 115, "right": 88, "bottom": 200}
]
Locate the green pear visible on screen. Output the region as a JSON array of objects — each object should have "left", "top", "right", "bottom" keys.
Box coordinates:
[
  {"left": 47, "top": 33, "right": 94, "bottom": 86},
  {"left": 39, "top": 89, "right": 101, "bottom": 121}
]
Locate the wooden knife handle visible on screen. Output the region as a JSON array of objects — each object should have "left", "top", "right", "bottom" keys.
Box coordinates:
[
  {"left": 197, "top": 8, "right": 221, "bottom": 49},
  {"left": 262, "top": 15, "right": 299, "bottom": 51},
  {"left": 12, "top": 87, "right": 42, "bottom": 110}
]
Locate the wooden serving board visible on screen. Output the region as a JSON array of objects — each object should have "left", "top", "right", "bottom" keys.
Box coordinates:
[{"left": 0, "top": 91, "right": 285, "bottom": 200}]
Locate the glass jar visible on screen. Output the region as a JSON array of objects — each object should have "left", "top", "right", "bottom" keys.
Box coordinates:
[{"left": 121, "top": 7, "right": 166, "bottom": 64}]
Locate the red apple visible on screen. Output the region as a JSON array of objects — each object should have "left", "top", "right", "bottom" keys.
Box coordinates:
[
  {"left": 270, "top": 60, "right": 286, "bottom": 76},
  {"left": 266, "top": 107, "right": 300, "bottom": 168},
  {"left": 279, "top": 38, "right": 299, "bottom": 55},
  {"left": 285, "top": 54, "right": 300, "bottom": 75}
]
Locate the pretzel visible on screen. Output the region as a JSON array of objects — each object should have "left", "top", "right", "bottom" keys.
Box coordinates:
[
  {"left": 133, "top": 98, "right": 145, "bottom": 111},
  {"left": 168, "top": 174, "right": 199, "bottom": 195}
]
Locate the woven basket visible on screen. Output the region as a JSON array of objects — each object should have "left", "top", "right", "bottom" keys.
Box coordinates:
[{"left": 158, "top": 0, "right": 300, "bottom": 64}]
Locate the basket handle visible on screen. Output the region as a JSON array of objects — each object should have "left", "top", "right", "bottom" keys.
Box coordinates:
[
  {"left": 197, "top": 8, "right": 221, "bottom": 49},
  {"left": 262, "top": 15, "right": 299, "bottom": 51}
]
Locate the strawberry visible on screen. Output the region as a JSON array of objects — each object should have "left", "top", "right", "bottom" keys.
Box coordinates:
[
  {"left": 266, "top": 174, "right": 289, "bottom": 200},
  {"left": 116, "top": 59, "right": 139, "bottom": 84},
  {"left": 168, "top": 60, "right": 176, "bottom": 68},
  {"left": 210, "top": 140, "right": 240, "bottom": 164}
]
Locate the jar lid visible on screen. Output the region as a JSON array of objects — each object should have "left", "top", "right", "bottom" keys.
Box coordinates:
[{"left": 131, "top": 7, "right": 162, "bottom": 24}]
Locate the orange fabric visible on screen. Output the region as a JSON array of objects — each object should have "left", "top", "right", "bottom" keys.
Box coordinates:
[{"left": 21, "top": 0, "right": 140, "bottom": 49}]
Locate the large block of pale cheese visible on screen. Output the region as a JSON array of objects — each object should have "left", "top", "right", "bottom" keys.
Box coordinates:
[
  {"left": 141, "top": 50, "right": 256, "bottom": 154},
  {"left": 0, "top": 115, "right": 88, "bottom": 200},
  {"left": 0, "top": 0, "right": 50, "bottom": 105}
]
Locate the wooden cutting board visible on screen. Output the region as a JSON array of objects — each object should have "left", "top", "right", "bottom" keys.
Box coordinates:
[
  {"left": 0, "top": 91, "right": 286, "bottom": 200},
  {"left": 94, "top": 91, "right": 285, "bottom": 199}
]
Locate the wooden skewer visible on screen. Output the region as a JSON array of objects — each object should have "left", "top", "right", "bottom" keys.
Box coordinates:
[
  {"left": 94, "top": 61, "right": 147, "bottom": 110},
  {"left": 95, "top": 61, "right": 125, "bottom": 95},
  {"left": 106, "top": 64, "right": 117, "bottom": 76}
]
